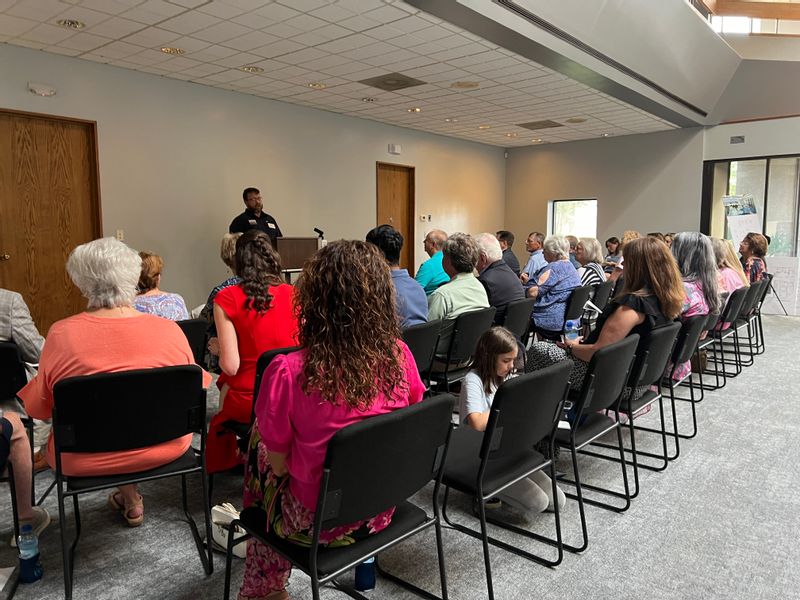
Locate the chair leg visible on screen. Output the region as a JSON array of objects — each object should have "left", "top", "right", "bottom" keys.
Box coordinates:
[
  {"left": 566, "top": 445, "right": 588, "bottom": 552},
  {"left": 476, "top": 498, "right": 495, "bottom": 600},
  {"left": 182, "top": 474, "right": 213, "bottom": 575},
  {"left": 8, "top": 465, "right": 20, "bottom": 543},
  {"left": 58, "top": 485, "right": 80, "bottom": 600}
]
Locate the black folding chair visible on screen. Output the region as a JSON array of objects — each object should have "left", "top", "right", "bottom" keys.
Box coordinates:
[
  {"left": 402, "top": 320, "right": 441, "bottom": 390},
  {"left": 430, "top": 307, "right": 496, "bottom": 392},
  {"left": 176, "top": 318, "right": 208, "bottom": 367},
  {"left": 502, "top": 298, "right": 536, "bottom": 342},
  {"left": 591, "top": 280, "right": 614, "bottom": 312},
  {"left": 51, "top": 366, "right": 213, "bottom": 599},
  {"left": 535, "top": 285, "right": 593, "bottom": 341},
  {"left": 555, "top": 335, "right": 639, "bottom": 552},
  {"left": 223, "top": 394, "right": 456, "bottom": 600},
  {"left": 441, "top": 362, "right": 571, "bottom": 600},
  {"left": 754, "top": 273, "right": 773, "bottom": 355},
  {"left": 703, "top": 287, "right": 748, "bottom": 389},
  {"left": 586, "top": 322, "right": 681, "bottom": 498},
  {"left": 732, "top": 280, "right": 766, "bottom": 367}
]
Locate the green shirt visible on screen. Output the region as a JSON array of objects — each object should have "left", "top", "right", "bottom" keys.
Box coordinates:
[
  {"left": 428, "top": 272, "right": 490, "bottom": 353},
  {"left": 415, "top": 251, "right": 450, "bottom": 295}
]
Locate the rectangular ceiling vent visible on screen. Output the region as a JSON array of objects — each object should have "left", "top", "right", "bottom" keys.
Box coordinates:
[
  {"left": 517, "top": 120, "right": 564, "bottom": 131},
  {"left": 358, "top": 72, "right": 427, "bottom": 92}
]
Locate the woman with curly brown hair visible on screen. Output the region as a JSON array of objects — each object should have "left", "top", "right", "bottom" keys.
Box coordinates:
[
  {"left": 237, "top": 240, "right": 425, "bottom": 600},
  {"left": 210, "top": 230, "right": 298, "bottom": 473}
]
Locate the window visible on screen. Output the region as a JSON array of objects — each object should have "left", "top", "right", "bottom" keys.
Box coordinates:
[{"left": 549, "top": 199, "right": 597, "bottom": 238}]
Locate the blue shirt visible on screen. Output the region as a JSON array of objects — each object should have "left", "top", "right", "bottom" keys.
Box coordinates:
[
  {"left": 532, "top": 260, "right": 581, "bottom": 332},
  {"left": 391, "top": 269, "right": 428, "bottom": 329},
  {"left": 415, "top": 251, "right": 450, "bottom": 295},
  {"left": 521, "top": 250, "right": 547, "bottom": 289}
]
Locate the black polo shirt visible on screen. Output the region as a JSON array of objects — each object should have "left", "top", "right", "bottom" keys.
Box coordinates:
[{"left": 229, "top": 209, "right": 282, "bottom": 246}]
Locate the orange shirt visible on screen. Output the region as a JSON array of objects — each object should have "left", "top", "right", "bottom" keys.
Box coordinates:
[{"left": 19, "top": 312, "right": 212, "bottom": 477}]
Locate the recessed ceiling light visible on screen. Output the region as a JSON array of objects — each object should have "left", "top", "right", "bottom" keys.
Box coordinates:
[
  {"left": 308, "top": 82, "right": 327, "bottom": 89},
  {"left": 361, "top": 97, "right": 376, "bottom": 103},
  {"left": 407, "top": 107, "right": 422, "bottom": 113},
  {"left": 56, "top": 19, "right": 85, "bottom": 30},
  {"left": 478, "top": 124, "right": 491, "bottom": 130},
  {"left": 505, "top": 133, "right": 518, "bottom": 138},
  {"left": 531, "top": 138, "right": 543, "bottom": 143},
  {"left": 451, "top": 81, "right": 480, "bottom": 89},
  {"left": 160, "top": 47, "right": 185, "bottom": 55},
  {"left": 565, "top": 117, "right": 587, "bottom": 124},
  {"left": 601, "top": 133, "right": 611, "bottom": 137},
  {"left": 444, "top": 117, "right": 458, "bottom": 123},
  {"left": 241, "top": 66, "right": 263, "bottom": 74}
]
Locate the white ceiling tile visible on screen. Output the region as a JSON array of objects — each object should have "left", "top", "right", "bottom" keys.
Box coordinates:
[
  {"left": 133, "top": 0, "right": 185, "bottom": 18},
  {"left": 46, "top": 45, "right": 83, "bottom": 56},
  {"left": 90, "top": 39, "right": 146, "bottom": 59},
  {"left": 19, "top": 23, "right": 75, "bottom": 44},
  {"left": 289, "top": 30, "right": 328, "bottom": 46},
  {"left": 120, "top": 7, "right": 170, "bottom": 25},
  {"left": 308, "top": 3, "right": 355, "bottom": 22},
  {"left": 72, "top": 0, "right": 139, "bottom": 17},
  {"left": 252, "top": 3, "right": 301, "bottom": 22},
  {"left": 189, "top": 43, "right": 239, "bottom": 61},
  {"left": 337, "top": 14, "right": 382, "bottom": 32},
  {"left": 315, "top": 33, "right": 374, "bottom": 53},
  {"left": 0, "top": 14, "right": 37, "bottom": 37},
  {"left": 250, "top": 38, "right": 304, "bottom": 58},
  {"left": 276, "top": 0, "right": 328, "bottom": 11},
  {"left": 283, "top": 13, "right": 327, "bottom": 32},
  {"left": 196, "top": 2, "right": 247, "bottom": 19},
  {"left": 51, "top": 6, "right": 112, "bottom": 28},
  {"left": 168, "top": 35, "right": 211, "bottom": 52},
  {"left": 260, "top": 22, "right": 304, "bottom": 38},
  {"left": 7, "top": 0, "right": 66, "bottom": 21},
  {"left": 363, "top": 4, "right": 410, "bottom": 24},
  {"left": 229, "top": 13, "right": 275, "bottom": 31},
  {"left": 192, "top": 19, "right": 251, "bottom": 43},
  {"left": 201, "top": 68, "right": 249, "bottom": 83},
  {"left": 168, "top": 0, "right": 209, "bottom": 8},
  {"left": 220, "top": 0, "right": 271, "bottom": 11},
  {"left": 123, "top": 48, "right": 173, "bottom": 65},
  {"left": 56, "top": 31, "right": 112, "bottom": 52},
  {"left": 158, "top": 11, "right": 222, "bottom": 35},
  {"left": 87, "top": 16, "right": 145, "bottom": 38},
  {"left": 333, "top": 0, "right": 385, "bottom": 13},
  {"left": 222, "top": 30, "right": 278, "bottom": 52},
  {"left": 363, "top": 23, "right": 405, "bottom": 41},
  {"left": 11, "top": 38, "right": 46, "bottom": 49},
  {"left": 212, "top": 50, "right": 263, "bottom": 67},
  {"left": 180, "top": 62, "right": 227, "bottom": 77},
  {"left": 311, "top": 23, "right": 350, "bottom": 41},
  {"left": 123, "top": 26, "right": 181, "bottom": 47}
]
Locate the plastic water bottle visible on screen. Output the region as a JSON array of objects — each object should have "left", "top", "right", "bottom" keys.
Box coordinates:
[
  {"left": 564, "top": 319, "right": 581, "bottom": 341},
  {"left": 354, "top": 556, "right": 376, "bottom": 591},
  {"left": 18, "top": 524, "right": 43, "bottom": 584}
]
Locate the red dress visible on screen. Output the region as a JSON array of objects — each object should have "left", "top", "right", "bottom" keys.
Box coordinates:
[{"left": 210, "top": 283, "right": 298, "bottom": 472}]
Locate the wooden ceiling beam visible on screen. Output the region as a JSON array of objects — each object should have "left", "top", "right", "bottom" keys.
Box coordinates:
[{"left": 714, "top": 1, "right": 800, "bottom": 20}]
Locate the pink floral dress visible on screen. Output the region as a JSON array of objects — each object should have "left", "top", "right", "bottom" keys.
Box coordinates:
[{"left": 671, "top": 280, "right": 709, "bottom": 381}]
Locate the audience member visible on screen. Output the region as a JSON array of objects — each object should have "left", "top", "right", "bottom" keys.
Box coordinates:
[
  {"left": 713, "top": 238, "right": 749, "bottom": 295},
  {"left": 459, "top": 327, "right": 565, "bottom": 513},
  {"left": 200, "top": 232, "right": 242, "bottom": 371},
  {"left": 526, "top": 237, "right": 683, "bottom": 397},
  {"left": 428, "top": 233, "right": 490, "bottom": 354},
  {"left": 528, "top": 236, "right": 581, "bottom": 339},
  {"left": 237, "top": 240, "right": 425, "bottom": 600},
  {"left": 575, "top": 237, "right": 606, "bottom": 286},
  {"left": 664, "top": 233, "right": 675, "bottom": 247},
  {"left": 739, "top": 232, "right": 769, "bottom": 283},
  {"left": 134, "top": 251, "right": 190, "bottom": 320},
  {"left": 229, "top": 187, "right": 282, "bottom": 248},
  {"left": 474, "top": 233, "right": 524, "bottom": 325},
  {"left": 496, "top": 230, "right": 521, "bottom": 276},
  {"left": 18, "top": 237, "right": 211, "bottom": 527},
  {"left": 670, "top": 232, "right": 720, "bottom": 380},
  {"left": 0, "top": 288, "right": 44, "bottom": 365},
  {"left": 415, "top": 229, "right": 450, "bottom": 295},
  {"left": 647, "top": 232, "right": 666, "bottom": 243},
  {"left": 366, "top": 224, "right": 427, "bottom": 328},
  {"left": 212, "top": 230, "right": 298, "bottom": 473},
  {"left": 1, "top": 411, "right": 49, "bottom": 542},
  {"left": 603, "top": 236, "right": 622, "bottom": 273},
  {"left": 566, "top": 235, "right": 582, "bottom": 269},
  {"left": 609, "top": 230, "right": 642, "bottom": 282},
  {"left": 520, "top": 231, "right": 547, "bottom": 290}
]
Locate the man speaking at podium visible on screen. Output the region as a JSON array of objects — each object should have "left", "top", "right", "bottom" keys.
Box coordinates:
[{"left": 229, "top": 187, "right": 282, "bottom": 247}]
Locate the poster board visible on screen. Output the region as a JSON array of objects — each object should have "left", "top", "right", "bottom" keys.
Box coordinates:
[{"left": 722, "top": 195, "right": 761, "bottom": 248}]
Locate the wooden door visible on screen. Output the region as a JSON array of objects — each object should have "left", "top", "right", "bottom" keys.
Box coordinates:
[
  {"left": 376, "top": 162, "right": 415, "bottom": 271},
  {"left": 0, "top": 109, "right": 102, "bottom": 334}
]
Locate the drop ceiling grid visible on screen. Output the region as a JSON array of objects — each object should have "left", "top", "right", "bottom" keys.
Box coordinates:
[{"left": 0, "top": 0, "right": 678, "bottom": 147}]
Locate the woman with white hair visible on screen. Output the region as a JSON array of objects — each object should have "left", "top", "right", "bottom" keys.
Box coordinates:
[
  {"left": 575, "top": 237, "right": 606, "bottom": 286},
  {"left": 528, "top": 235, "right": 581, "bottom": 339},
  {"left": 19, "top": 237, "right": 211, "bottom": 527}
]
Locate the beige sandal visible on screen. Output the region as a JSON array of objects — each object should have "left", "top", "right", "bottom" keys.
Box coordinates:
[{"left": 107, "top": 491, "right": 145, "bottom": 527}]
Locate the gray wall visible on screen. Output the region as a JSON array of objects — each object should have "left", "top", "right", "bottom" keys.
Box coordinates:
[{"left": 505, "top": 127, "right": 705, "bottom": 262}]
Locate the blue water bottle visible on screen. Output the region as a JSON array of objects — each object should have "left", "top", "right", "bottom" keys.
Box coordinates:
[
  {"left": 354, "top": 556, "right": 376, "bottom": 591},
  {"left": 564, "top": 319, "right": 581, "bottom": 341},
  {"left": 18, "top": 524, "right": 43, "bottom": 584}
]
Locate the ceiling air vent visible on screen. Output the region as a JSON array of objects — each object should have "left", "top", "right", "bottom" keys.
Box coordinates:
[
  {"left": 517, "top": 120, "right": 564, "bottom": 131},
  {"left": 358, "top": 72, "right": 426, "bottom": 92}
]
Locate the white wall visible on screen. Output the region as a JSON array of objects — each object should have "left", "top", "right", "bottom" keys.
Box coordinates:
[
  {"left": 0, "top": 44, "right": 506, "bottom": 307},
  {"left": 704, "top": 116, "right": 800, "bottom": 160},
  {"left": 505, "top": 127, "right": 705, "bottom": 264}
]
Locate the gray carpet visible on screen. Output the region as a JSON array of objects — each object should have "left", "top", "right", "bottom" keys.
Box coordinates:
[{"left": 2, "top": 315, "right": 798, "bottom": 599}]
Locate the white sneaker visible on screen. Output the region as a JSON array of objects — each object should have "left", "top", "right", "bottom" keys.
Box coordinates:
[{"left": 10, "top": 506, "right": 50, "bottom": 547}]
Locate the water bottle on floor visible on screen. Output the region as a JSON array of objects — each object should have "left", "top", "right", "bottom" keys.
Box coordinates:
[
  {"left": 18, "top": 524, "right": 43, "bottom": 583},
  {"left": 354, "top": 556, "right": 376, "bottom": 591}
]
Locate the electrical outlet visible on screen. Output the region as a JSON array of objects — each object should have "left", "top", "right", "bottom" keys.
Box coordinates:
[{"left": 115, "top": 229, "right": 124, "bottom": 241}]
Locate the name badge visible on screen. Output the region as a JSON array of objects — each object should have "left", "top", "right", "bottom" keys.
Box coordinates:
[
  {"left": 268, "top": 222, "right": 276, "bottom": 229},
  {"left": 248, "top": 219, "right": 257, "bottom": 225}
]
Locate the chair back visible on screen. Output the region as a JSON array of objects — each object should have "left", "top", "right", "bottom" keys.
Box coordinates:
[
  {"left": 176, "top": 319, "right": 208, "bottom": 366},
  {"left": 445, "top": 307, "right": 496, "bottom": 365},
  {"left": 52, "top": 365, "right": 206, "bottom": 455},
  {"left": 719, "top": 286, "right": 748, "bottom": 327},
  {"left": 629, "top": 322, "right": 681, "bottom": 388},
  {"left": 591, "top": 280, "right": 614, "bottom": 312},
  {"left": 757, "top": 273, "right": 773, "bottom": 307},
  {"left": 480, "top": 361, "right": 571, "bottom": 461},
  {"left": 672, "top": 315, "right": 708, "bottom": 365},
  {"left": 401, "top": 321, "right": 440, "bottom": 377},
  {"left": 317, "top": 394, "right": 455, "bottom": 529},
  {"left": 737, "top": 283, "right": 762, "bottom": 319},
  {"left": 0, "top": 342, "right": 27, "bottom": 403},
  {"left": 502, "top": 298, "right": 535, "bottom": 339},
  {"left": 704, "top": 312, "right": 721, "bottom": 331},
  {"left": 563, "top": 285, "right": 594, "bottom": 323},
  {"left": 579, "top": 335, "right": 639, "bottom": 413}
]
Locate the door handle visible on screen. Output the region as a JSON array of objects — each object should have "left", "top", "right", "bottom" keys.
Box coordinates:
[{"left": 0, "top": 254, "right": 9, "bottom": 261}]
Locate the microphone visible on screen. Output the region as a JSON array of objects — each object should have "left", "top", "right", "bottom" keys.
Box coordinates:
[{"left": 313, "top": 227, "right": 324, "bottom": 239}]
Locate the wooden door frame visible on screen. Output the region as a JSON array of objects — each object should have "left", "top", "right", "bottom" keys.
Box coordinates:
[
  {"left": 0, "top": 107, "right": 103, "bottom": 237},
  {"left": 376, "top": 161, "right": 415, "bottom": 270}
]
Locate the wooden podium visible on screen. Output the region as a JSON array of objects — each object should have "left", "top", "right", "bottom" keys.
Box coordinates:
[{"left": 276, "top": 237, "right": 319, "bottom": 282}]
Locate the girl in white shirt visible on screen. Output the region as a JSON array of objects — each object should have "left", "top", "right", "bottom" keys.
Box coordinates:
[{"left": 459, "top": 327, "right": 565, "bottom": 514}]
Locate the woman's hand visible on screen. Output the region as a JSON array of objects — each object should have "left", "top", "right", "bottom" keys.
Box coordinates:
[
  {"left": 207, "top": 337, "right": 220, "bottom": 356},
  {"left": 520, "top": 272, "right": 529, "bottom": 284},
  {"left": 556, "top": 336, "right": 583, "bottom": 350}
]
